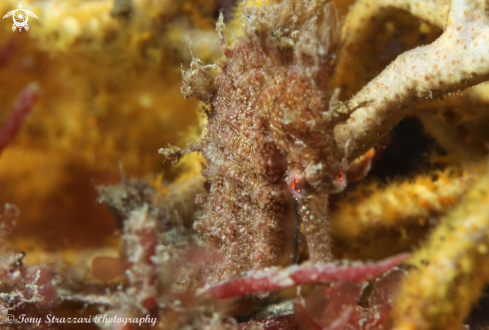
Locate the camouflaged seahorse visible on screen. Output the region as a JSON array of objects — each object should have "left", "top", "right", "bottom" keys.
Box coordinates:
[{"left": 179, "top": 0, "right": 347, "bottom": 283}]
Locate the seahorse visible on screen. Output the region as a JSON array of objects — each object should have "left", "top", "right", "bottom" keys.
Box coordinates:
[{"left": 178, "top": 0, "right": 348, "bottom": 284}]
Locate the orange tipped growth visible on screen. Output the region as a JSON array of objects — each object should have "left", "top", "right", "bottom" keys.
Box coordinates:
[{"left": 347, "top": 148, "right": 376, "bottom": 182}]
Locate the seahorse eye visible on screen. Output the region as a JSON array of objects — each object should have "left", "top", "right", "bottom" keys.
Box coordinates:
[
  {"left": 291, "top": 178, "right": 301, "bottom": 193},
  {"left": 287, "top": 169, "right": 307, "bottom": 199},
  {"left": 333, "top": 171, "right": 347, "bottom": 191}
]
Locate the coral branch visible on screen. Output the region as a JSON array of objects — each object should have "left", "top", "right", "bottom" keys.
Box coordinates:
[
  {"left": 345, "top": 0, "right": 448, "bottom": 33},
  {"left": 0, "top": 83, "right": 39, "bottom": 154},
  {"left": 334, "top": 0, "right": 489, "bottom": 161},
  {"left": 330, "top": 168, "right": 472, "bottom": 259},
  {"left": 417, "top": 111, "right": 486, "bottom": 164},
  {"left": 392, "top": 160, "right": 489, "bottom": 330},
  {"left": 335, "top": 0, "right": 449, "bottom": 95},
  {"left": 206, "top": 253, "right": 410, "bottom": 299}
]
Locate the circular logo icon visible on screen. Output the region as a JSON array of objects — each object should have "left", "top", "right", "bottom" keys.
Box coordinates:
[
  {"left": 6, "top": 314, "right": 15, "bottom": 323},
  {"left": 13, "top": 9, "right": 28, "bottom": 28},
  {"left": 2, "top": 3, "right": 38, "bottom": 32}
]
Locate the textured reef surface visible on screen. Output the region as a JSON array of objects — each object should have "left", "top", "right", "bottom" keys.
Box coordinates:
[{"left": 2, "top": 0, "right": 489, "bottom": 329}]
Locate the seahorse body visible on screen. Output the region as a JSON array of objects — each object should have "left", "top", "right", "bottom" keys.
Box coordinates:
[{"left": 181, "top": 0, "right": 343, "bottom": 283}]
